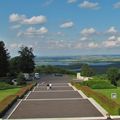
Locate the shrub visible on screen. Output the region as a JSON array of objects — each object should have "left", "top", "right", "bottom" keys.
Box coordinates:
[
  {"left": 16, "top": 86, "right": 28, "bottom": 98},
  {"left": 80, "top": 80, "right": 116, "bottom": 89},
  {"left": 0, "top": 95, "right": 18, "bottom": 117},
  {"left": 16, "top": 73, "right": 26, "bottom": 85},
  {"left": 16, "top": 83, "right": 36, "bottom": 98},
  {"left": 0, "top": 82, "right": 16, "bottom": 90}
]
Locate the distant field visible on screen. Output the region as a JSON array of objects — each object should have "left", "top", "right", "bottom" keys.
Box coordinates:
[
  {"left": 95, "top": 88, "right": 120, "bottom": 104},
  {"left": 0, "top": 88, "right": 20, "bottom": 101}
]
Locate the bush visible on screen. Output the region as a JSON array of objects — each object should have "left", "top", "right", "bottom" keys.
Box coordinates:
[
  {"left": 73, "top": 82, "right": 120, "bottom": 115},
  {"left": 0, "top": 82, "right": 16, "bottom": 90},
  {"left": 16, "top": 87, "right": 28, "bottom": 99},
  {"left": 16, "top": 83, "right": 36, "bottom": 98},
  {"left": 117, "top": 80, "right": 120, "bottom": 87},
  {"left": 17, "top": 73, "right": 26, "bottom": 85},
  {"left": 0, "top": 95, "right": 18, "bottom": 117},
  {"left": 80, "top": 80, "right": 116, "bottom": 89}
]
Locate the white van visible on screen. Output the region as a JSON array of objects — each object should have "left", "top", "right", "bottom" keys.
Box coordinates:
[{"left": 35, "top": 73, "right": 40, "bottom": 79}]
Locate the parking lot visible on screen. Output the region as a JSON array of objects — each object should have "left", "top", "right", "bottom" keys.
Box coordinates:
[{"left": 4, "top": 75, "right": 106, "bottom": 119}]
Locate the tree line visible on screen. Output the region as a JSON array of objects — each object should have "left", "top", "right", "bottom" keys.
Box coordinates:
[
  {"left": 0, "top": 41, "right": 35, "bottom": 77},
  {"left": 81, "top": 64, "right": 120, "bottom": 86}
]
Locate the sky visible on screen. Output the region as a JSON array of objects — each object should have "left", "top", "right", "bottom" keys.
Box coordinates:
[{"left": 0, "top": 0, "right": 120, "bottom": 57}]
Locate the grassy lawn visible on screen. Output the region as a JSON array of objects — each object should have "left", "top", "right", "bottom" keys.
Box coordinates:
[
  {"left": 95, "top": 88, "right": 120, "bottom": 104},
  {"left": 0, "top": 88, "right": 20, "bottom": 101}
]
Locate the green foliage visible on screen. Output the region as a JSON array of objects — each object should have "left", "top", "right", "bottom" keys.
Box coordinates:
[
  {"left": 9, "top": 56, "right": 21, "bottom": 76},
  {"left": 81, "top": 64, "right": 95, "bottom": 77},
  {"left": 0, "top": 82, "right": 16, "bottom": 90},
  {"left": 16, "top": 73, "right": 26, "bottom": 85},
  {"left": 0, "top": 41, "right": 10, "bottom": 77},
  {"left": 34, "top": 65, "right": 76, "bottom": 75},
  {"left": 18, "top": 46, "right": 35, "bottom": 73},
  {"left": 107, "top": 67, "right": 120, "bottom": 86},
  {"left": 117, "top": 80, "right": 120, "bottom": 87},
  {"left": 80, "top": 80, "right": 116, "bottom": 89}
]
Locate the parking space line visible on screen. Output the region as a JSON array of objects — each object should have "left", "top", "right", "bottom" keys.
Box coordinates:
[
  {"left": 31, "top": 90, "right": 75, "bottom": 92},
  {"left": 7, "top": 99, "right": 23, "bottom": 119},
  {"left": 37, "top": 86, "right": 70, "bottom": 88},
  {"left": 24, "top": 91, "right": 32, "bottom": 100},
  {"left": 7, "top": 117, "right": 106, "bottom": 120},
  {"left": 68, "top": 83, "right": 77, "bottom": 91},
  {"left": 23, "top": 98, "right": 84, "bottom": 101}
]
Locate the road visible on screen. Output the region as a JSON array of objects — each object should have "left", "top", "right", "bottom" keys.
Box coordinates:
[{"left": 3, "top": 74, "right": 120, "bottom": 120}]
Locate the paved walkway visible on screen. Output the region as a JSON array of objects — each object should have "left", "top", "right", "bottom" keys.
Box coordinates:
[{"left": 3, "top": 75, "right": 120, "bottom": 120}]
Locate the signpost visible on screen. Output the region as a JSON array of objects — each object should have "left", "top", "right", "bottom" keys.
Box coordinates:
[{"left": 111, "top": 93, "right": 117, "bottom": 99}]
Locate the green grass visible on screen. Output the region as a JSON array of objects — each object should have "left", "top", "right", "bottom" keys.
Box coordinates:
[
  {"left": 72, "top": 82, "right": 120, "bottom": 115},
  {"left": 95, "top": 88, "right": 120, "bottom": 104},
  {"left": 0, "top": 88, "right": 20, "bottom": 101}
]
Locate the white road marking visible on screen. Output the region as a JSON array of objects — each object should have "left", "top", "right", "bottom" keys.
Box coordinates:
[
  {"left": 23, "top": 98, "right": 84, "bottom": 101},
  {"left": 31, "top": 90, "right": 75, "bottom": 92},
  {"left": 70, "top": 83, "right": 108, "bottom": 117},
  {"left": 7, "top": 99, "right": 23, "bottom": 119},
  {"left": 37, "top": 86, "right": 70, "bottom": 88},
  {"left": 88, "top": 98, "right": 108, "bottom": 117},
  {"left": 7, "top": 117, "right": 106, "bottom": 120},
  {"left": 24, "top": 91, "right": 31, "bottom": 100}
]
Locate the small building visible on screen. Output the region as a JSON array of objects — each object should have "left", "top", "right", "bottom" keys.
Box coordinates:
[{"left": 77, "top": 73, "right": 92, "bottom": 81}]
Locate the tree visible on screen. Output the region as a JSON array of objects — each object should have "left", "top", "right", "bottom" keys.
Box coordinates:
[
  {"left": 0, "top": 41, "right": 10, "bottom": 77},
  {"left": 9, "top": 56, "right": 21, "bottom": 76},
  {"left": 81, "top": 64, "right": 95, "bottom": 77},
  {"left": 18, "top": 46, "right": 35, "bottom": 73},
  {"left": 107, "top": 67, "right": 119, "bottom": 86}
]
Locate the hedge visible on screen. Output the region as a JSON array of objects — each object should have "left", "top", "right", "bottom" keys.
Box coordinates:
[
  {"left": 72, "top": 82, "right": 120, "bottom": 115},
  {"left": 0, "top": 95, "right": 18, "bottom": 117},
  {"left": 80, "top": 80, "right": 116, "bottom": 89},
  {"left": 16, "top": 83, "right": 36, "bottom": 99},
  {"left": 0, "top": 83, "right": 37, "bottom": 117}
]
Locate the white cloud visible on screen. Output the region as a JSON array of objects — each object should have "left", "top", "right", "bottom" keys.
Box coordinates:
[
  {"left": 113, "top": 2, "right": 120, "bottom": 9},
  {"left": 10, "top": 43, "right": 18, "bottom": 49},
  {"left": 9, "top": 13, "right": 25, "bottom": 22},
  {"left": 80, "top": 28, "right": 97, "bottom": 36},
  {"left": 47, "top": 40, "right": 72, "bottom": 49},
  {"left": 9, "top": 13, "right": 47, "bottom": 25},
  {"left": 9, "top": 43, "right": 23, "bottom": 49},
  {"left": 23, "top": 16, "right": 47, "bottom": 25},
  {"left": 88, "top": 42, "right": 98, "bottom": 48},
  {"left": 67, "top": 0, "right": 77, "bottom": 4},
  {"left": 42, "top": 0, "right": 54, "bottom": 7},
  {"left": 106, "top": 26, "right": 117, "bottom": 34},
  {"left": 103, "top": 40, "right": 117, "bottom": 48},
  {"left": 103, "top": 36, "right": 120, "bottom": 48},
  {"left": 60, "top": 21, "right": 74, "bottom": 28},
  {"left": 79, "top": 1, "right": 99, "bottom": 9},
  {"left": 108, "top": 36, "right": 116, "bottom": 41},
  {"left": 18, "top": 27, "right": 48, "bottom": 37}
]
